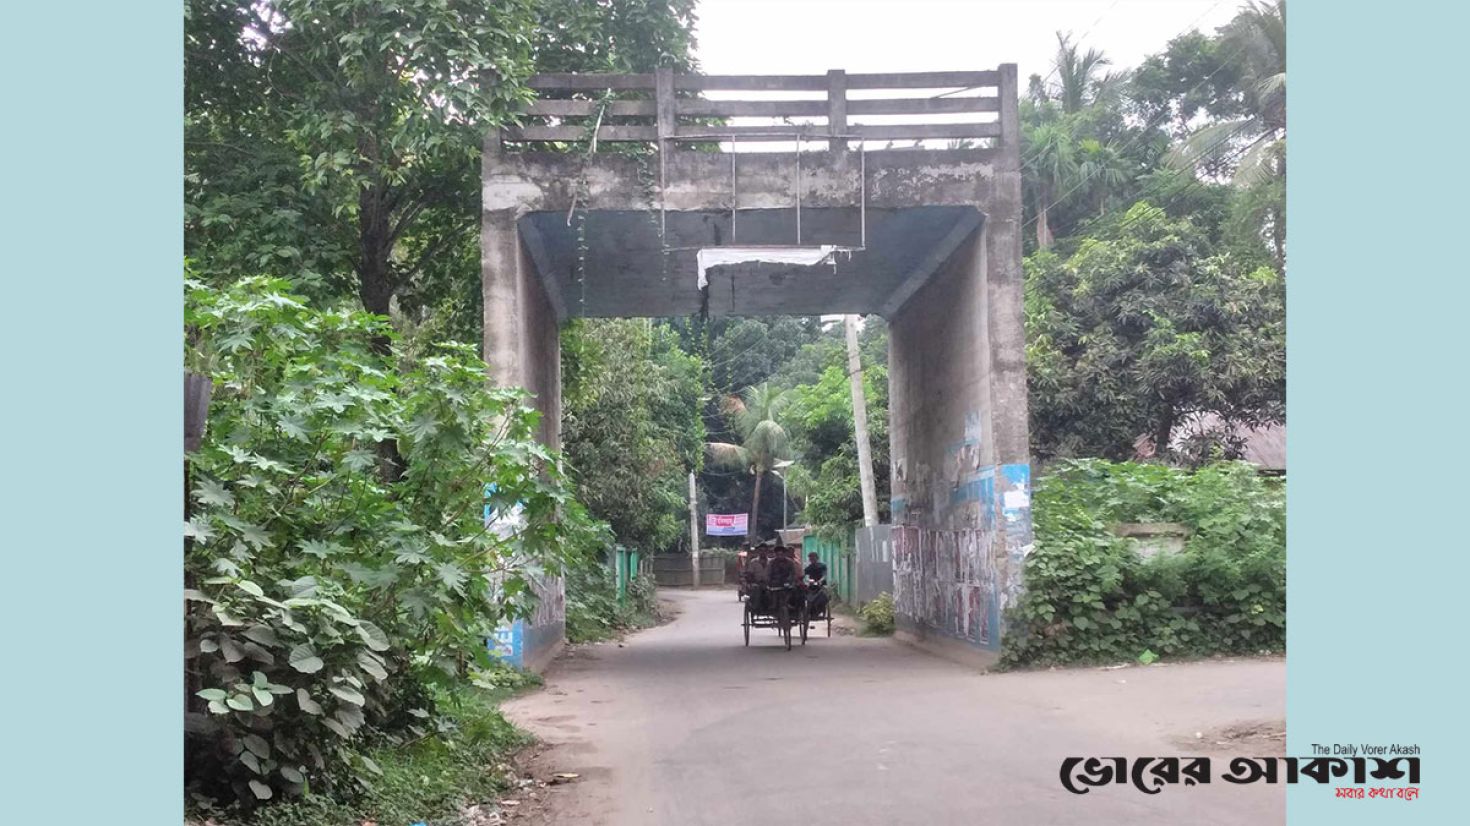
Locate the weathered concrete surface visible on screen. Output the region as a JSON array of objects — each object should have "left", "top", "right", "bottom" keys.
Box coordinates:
[
  {"left": 502, "top": 589, "right": 1285, "bottom": 826},
  {"left": 483, "top": 66, "right": 1030, "bottom": 659}
]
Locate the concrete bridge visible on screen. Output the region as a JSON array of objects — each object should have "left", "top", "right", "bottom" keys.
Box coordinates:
[{"left": 482, "top": 66, "right": 1031, "bottom": 667}]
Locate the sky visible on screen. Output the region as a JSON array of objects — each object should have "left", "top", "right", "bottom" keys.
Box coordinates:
[{"left": 693, "top": 0, "right": 1240, "bottom": 82}]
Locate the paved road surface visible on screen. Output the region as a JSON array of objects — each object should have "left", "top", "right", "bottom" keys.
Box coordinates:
[{"left": 502, "top": 589, "right": 1284, "bottom": 825}]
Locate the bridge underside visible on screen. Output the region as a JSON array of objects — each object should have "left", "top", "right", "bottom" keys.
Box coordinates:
[
  {"left": 483, "top": 66, "right": 1032, "bottom": 668},
  {"left": 519, "top": 206, "right": 982, "bottom": 318}
]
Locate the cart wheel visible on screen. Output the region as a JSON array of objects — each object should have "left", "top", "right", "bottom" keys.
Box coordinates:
[{"left": 743, "top": 605, "right": 751, "bottom": 647}]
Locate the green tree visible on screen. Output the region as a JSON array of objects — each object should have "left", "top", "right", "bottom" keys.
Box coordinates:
[
  {"left": 184, "top": 277, "right": 580, "bottom": 803},
  {"left": 1022, "top": 33, "right": 1150, "bottom": 250},
  {"left": 706, "top": 382, "right": 793, "bottom": 542},
  {"left": 1026, "top": 203, "right": 1285, "bottom": 459},
  {"left": 186, "top": 0, "right": 699, "bottom": 336},
  {"left": 560, "top": 319, "right": 705, "bottom": 553},
  {"left": 782, "top": 322, "right": 892, "bottom": 532},
  {"left": 1166, "top": 1, "right": 1287, "bottom": 267}
]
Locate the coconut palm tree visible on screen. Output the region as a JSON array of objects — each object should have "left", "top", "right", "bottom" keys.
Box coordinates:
[
  {"left": 1169, "top": 1, "right": 1286, "bottom": 265},
  {"left": 1053, "top": 32, "right": 1119, "bottom": 115},
  {"left": 1170, "top": 2, "right": 1285, "bottom": 179},
  {"left": 1024, "top": 33, "right": 1127, "bottom": 249},
  {"left": 706, "top": 382, "right": 791, "bottom": 542},
  {"left": 1025, "top": 118, "right": 1079, "bottom": 250}
]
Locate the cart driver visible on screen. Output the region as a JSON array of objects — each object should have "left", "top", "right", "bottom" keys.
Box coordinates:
[
  {"left": 767, "top": 544, "right": 798, "bottom": 587},
  {"left": 805, "top": 551, "right": 830, "bottom": 615}
]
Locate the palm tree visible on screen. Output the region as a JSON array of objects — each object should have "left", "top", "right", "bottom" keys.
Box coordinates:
[
  {"left": 1024, "top": 33, "right": 1124, "bottom": 249},
  {"left": 706, "top": 382, "right": 791, "bottom": 542},
  {"left": 1169, "top": 1, "right": 1286, "bottom": 263},
  {"left": 1025, "top": 118, "right": 1078, "bottom": 250},
  {"left": 1053, "top": 32, "right": 1117, "bottom": 115}
]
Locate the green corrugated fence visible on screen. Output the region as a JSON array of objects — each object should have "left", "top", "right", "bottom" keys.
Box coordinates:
[{"left": 611, "top": 546, "right": 641, "bottom": 602}]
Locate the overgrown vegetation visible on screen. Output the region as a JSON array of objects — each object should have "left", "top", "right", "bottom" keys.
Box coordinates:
[
  {"left": 859, "top": 593, "right": 897, "bottom": 636},
  {"left": 193, "top": 678, "right": 536, "bottom": 826},
  {"left": 564, "top": 561, "right": 660, "bottom": 643},
  {"left": 184, "top": 278, "right": 585, "bottom": 806},
  {"left": 1000, "top": 460, "right": 1285, "bottom": 668}
]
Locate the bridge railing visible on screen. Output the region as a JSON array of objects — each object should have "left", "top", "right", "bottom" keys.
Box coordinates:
[{"left": 501, "top": 67, "right": 1016, "bottom": 148}]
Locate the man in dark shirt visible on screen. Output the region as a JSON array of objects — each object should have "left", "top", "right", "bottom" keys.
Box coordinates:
[
  {"left": 805, "top": 552, "right": 830, "bottom": 616},
  {"left": 767, "top": 544, "right": 798, "bottom": 587},
  {"left": 804, "top": 552, "right": 828, "bottom": 585}
]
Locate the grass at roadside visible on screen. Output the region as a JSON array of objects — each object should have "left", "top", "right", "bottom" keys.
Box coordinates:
[{"left": 191, "top": 668, "right": 542, "bottom": 826}]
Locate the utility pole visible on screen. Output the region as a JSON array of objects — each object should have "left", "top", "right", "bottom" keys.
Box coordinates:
[
  {"left": 688, "top": 471, "right": 701, "bottom": 588},
  {"left": 845, "top": 315, "right": 880, "bottom": 527}
]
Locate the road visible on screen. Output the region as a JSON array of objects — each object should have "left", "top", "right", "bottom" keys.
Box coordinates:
[{"left": 501, "top": 588, "right": 1285, "bottom": 825}]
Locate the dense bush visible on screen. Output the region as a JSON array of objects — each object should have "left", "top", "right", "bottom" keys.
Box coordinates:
[
  {"left": 184, "top": 278, "right": 578, "bottom": 805},
  {"left": 859, "top": 592, "right": 896, "bottom": 636},
  {"left": 1000, "top": 459, "right": 1284, "bottom": 667}
]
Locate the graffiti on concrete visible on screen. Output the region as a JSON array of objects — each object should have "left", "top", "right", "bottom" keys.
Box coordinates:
[
  {"left": 998, "top": 463, "right": 1033, "bottom": 610},
  {"left": 893, "top": 524, "right": 1001, "bottom": 648}
]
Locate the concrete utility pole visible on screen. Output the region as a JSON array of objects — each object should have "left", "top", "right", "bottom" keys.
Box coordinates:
[
  {"left": 845, "top": 315, "right": 880, "bottom": 527},
  {"left": 689, "top": 471, "right": 701, "bottom": 588}
]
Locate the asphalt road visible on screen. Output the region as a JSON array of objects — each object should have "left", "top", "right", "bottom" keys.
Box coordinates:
[{"left": 501, "top": 588, "right": 1285, "bottom": 825}]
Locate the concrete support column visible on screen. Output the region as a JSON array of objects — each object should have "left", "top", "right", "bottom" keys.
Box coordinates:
[{"left": 985, "top": 63, "right": 1030, "bottom": 468}]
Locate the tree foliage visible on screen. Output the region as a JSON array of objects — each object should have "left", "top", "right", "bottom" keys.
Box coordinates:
[
  {"left": 184, "top": 277, "right": 585, "bottom": 804},
  {"left": 781, "top": 321, "right": 891, "bottom": 532},
  {"left": 1026, "top": 203, "right": 1285, "bottom": 460},
  {"left": 186, "top": 0, "right": 700, "bottom": 340},
  {"left": 560, "top": 319, "right": 704, "bottom": 554},
  {"left": 1001, "top": 460, "right": 1285, "bottom": 667}
]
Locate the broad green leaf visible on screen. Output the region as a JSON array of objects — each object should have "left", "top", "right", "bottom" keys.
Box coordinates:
[
  {"left": 196, "top": 688, "right": 227, "bottom": 702},
  {"left": 243, "top": 626, "right": 278, "bottom": 647},
  {"left": 220, "top": 638, "right": 245, "bottom": 663},
  {"left": 248, "top": 780, "right": 273, "bottom": 800},
  {"left": 280, "top": 766, "right": 305, "bottom": 784},
  {"left": 322, "top": 718, "right": 350, "bottom": 738},
  {"left": 237, "top": 580, "right": 265, "bottom": 598},
  {"left": 358, "top": 755, "right": 383, "bottom": 776},
  {"left": 357, "top": 651, "right": 388, "bottom": 681},
  {"left": 355, "top": 621, "right": 390, "bottom": 652},
  {"left": 296, "top": 689, "right": 322, "bottom": 715},
  {"left": 288, "top": 644, "right": 324, "bottom": 674},
  {"left": 243, "top": 734, "right": 271, "bottom": 758},
  {"left": 252, "top": 686, "right": 274, "bottom": 706},
  {"left": 184, "top": 519, "right": 215, "bottom": 543},
  {"left": 328, "top": 685, "right": 365, "bottom": 706},
  {"left": 240, "top": 751, "right": 262, "bottom": 774},
  {"left": 226, "top": 694, "right": 254, "bottom": 712},
  {"left": 212, "top": 605, "right": 245, "bottom": 627},
  {"left": 193, "top": 478, "right": 235, "bottom": 507}
]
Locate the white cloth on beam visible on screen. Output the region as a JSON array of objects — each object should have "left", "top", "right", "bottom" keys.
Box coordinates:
[{"left": 696, "top": 245, "right": 841, "bottom": 289}]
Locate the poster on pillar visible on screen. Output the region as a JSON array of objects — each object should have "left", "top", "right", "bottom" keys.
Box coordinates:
[{"left": 705, "top": 513, "right": 748, "bottom": 536}]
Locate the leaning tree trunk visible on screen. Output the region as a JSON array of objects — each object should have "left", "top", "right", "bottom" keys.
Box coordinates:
[
  {"left": 748, "top": 470, "right": 764, "bottom": 542},
  {"left": 1035, "top": 185, "right": 1055, "bottom": 250}
]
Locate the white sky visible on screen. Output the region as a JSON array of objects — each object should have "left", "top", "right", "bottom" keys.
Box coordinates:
[{"left": 693, "top": 0, "right": 1240, "bottom": 82}]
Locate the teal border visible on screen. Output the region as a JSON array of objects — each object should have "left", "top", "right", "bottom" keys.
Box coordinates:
[
  {"left": 0, "top": 2, "right": 182, "bottom": 823},
  {"left": 1290, "top": 2, "right": 1467, "bottom": 822},
  {"left": 6, "top": 3, "right": 1469, "bottom": 824}
]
